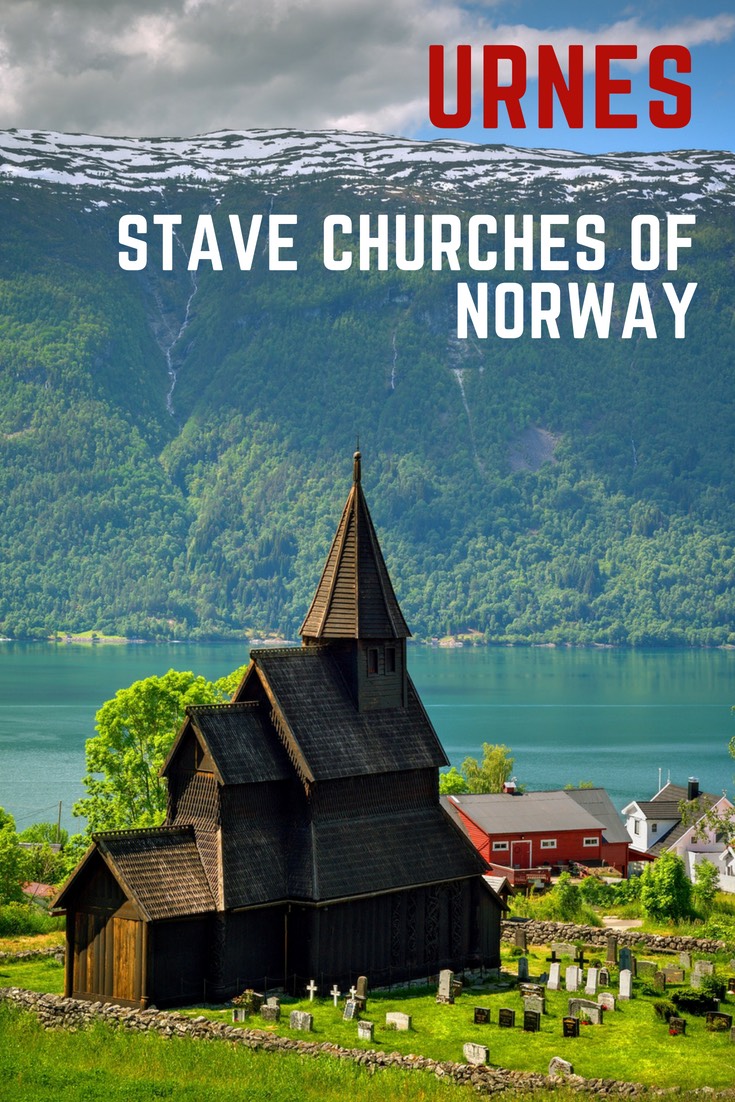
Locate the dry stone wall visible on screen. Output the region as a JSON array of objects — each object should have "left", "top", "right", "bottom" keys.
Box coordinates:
[
  {"left": 0, "top": 986, "right": 729, "bottom": 1098},
  {"left": 502, "top": 920, "right": 725, "bottom": 956}
]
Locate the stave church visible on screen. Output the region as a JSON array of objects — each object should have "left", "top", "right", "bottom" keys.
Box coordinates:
[{"left": 52, "top": 453, "right": 502, "bottom": 1007}]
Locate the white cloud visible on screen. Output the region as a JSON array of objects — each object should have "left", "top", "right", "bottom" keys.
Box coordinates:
[{"left": 0, "top": 1, "right": 730, "bottom": 136}]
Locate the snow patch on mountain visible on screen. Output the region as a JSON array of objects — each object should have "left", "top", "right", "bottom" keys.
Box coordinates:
[{"left": 0, "top": 128, "right": 733, "bottom": 206}]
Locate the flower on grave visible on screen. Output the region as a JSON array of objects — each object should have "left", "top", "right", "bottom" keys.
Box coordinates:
[{"left": 232, "top": 989, "right": 259, "bottom": 1014}]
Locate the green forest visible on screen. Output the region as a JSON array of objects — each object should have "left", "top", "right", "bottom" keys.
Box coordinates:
[{"left": 0, "top": 168, "right": 734, "bottom": 645}]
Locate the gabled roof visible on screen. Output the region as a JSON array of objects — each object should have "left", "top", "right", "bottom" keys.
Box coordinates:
[
  {"left": 300, "top": 452, "right": 410, "bottom": 641},
  {"left": 442, "top": 790, "right": 608, "bottom": 836},
  {"left": 250, "top": 646, "right": 448, "bottom": 782},
  {"left": 186, "top": 702, "right": 292, "bottom": 784},
  {"left": 53, "top": 826, "right": 215, "bottom": 922},
  {"left": 564, "top": 787, "right": 630, "bottom": 844}
]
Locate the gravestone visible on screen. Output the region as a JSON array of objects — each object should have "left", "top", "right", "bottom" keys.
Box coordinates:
[
  {"left": 266, "top": 996, "right": 280, "bottom": 1008},
  {"left": 356, "top": 975, "right": 368, "bottom": 1009},
  {"left": 599, "top": 992, "right": 616, "bottom": 1012},
  {"left": 523, "top": 994, "right": 546, "bottom": 1016},
  {"left": 306, "top": 979, "right": 318, "bottom": 1001},
  {"left": 691, "top": 960, "right": 714, "bottom": 990},
  {"left": 663, "top": 968, "right": 685, "bottom": 985},
  {"left": 728, "top": 977, "right": 735, "bottom": 995},
  {"left": 343, "top": 999, "right": 358, "bottom": 1021},
  {"left": 549, "top": 1056, "right": 575, "bottom": 1078},
  {"left": 289, "top": 1010, "right": 313, "bottom": 1032},
  {"left": 357, "top": 1020, "right": 374, "bottom": 1042},
  {"left": 679, "top": 951, "right": 692, "bottom": 969},
  {"left": 547, "top": 962, "right": 561, "bottom": 991},
  {"left": 330, "top": 985, "right": 341, "bottom": 1007},
  {"left": 706, "top": 1011, "right": 733, "bottom": 1032},
  {"left": 436, "top": 969, "right": 455, "bottom": 1005},
  {"left": 606, "top": 933, "right": 618, "bottom": 963},
  {"left": 619, "top": 947, "right": 633, "bottom": 972},
  {"left": 514, "top": 926, "right": 528, "bottom": 951},
  {"left": 565, "top": 965, "right": 580, "bottom": 992},
  {"left": 498, "top": 1007, "right": 516, "bottom": 1028},
  {"left": 568, "top": 997, "right": 604, "bottom": 1023},
  {"left": 553, "top": 942, "right": 577, "bottom": 957},
  {"left": 260, "top": 1004, "right": 280, "bottom": 1023},
  {"left": 585, "top": 967, "right": 599, "bottom": 996},
  {"left": 517, "top": 956, "right": 529, "bottom": 981},
  {"left": 473, "top": 1006, "right": 490, "bottom": 1025},
  {"left": 598, "top": 968, "right": 610, "bottom": 987},
  {"left": 730, "top": 1027, "right": 735, "bottom": 1044},
  {"left": 637, "top": 960, "right": 657, "bottom": 978},
  {"left": 523, "top": 1009, "right": 541, "bottom": 1033},
  {"left": 463, "top": 1042, "right": 489, "bottom": 1065},
  {"left": 385, "top": 1012, "right": 411, "bottom": 1031},
  {"left": 653, "top": 971, "right": 667, "bottom": 994},
  {"left": 520, "top": 983, "right": 544, "bottom": 998},
  {"left": 669, "top": 1017, "right": 687, "bottom": 1035},
  {"left": 619, "top": 969, "right": 632, "bottom": 1000},
  {"left": 451, "top": 978, "right": 463, "bottom": 999},
  {"left": 563, "top": 1017, "right": 580, "bottom": 1038}
]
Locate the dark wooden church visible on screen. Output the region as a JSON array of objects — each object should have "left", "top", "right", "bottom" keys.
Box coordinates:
[{"left": 53, "top": 454, "right": 502, "bottom": 1007}]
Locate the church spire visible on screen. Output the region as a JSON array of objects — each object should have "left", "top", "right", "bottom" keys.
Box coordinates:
[{"left": 300, "top": 452, "right": 410, "bottom": 642}]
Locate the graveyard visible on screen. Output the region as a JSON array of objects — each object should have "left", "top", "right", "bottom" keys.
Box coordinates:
[{"left": 6, "top": 938, "right": 735, "bottom": 1091}]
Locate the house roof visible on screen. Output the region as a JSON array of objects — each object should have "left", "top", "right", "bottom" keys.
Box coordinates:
[
  {"left": 631, "top": 801, "right": 681, "bottom": 819},
  {"left": 300, "top": 451, "right": 410, "bottom": 641},
  {"left": 442, "top": 790, "right": 608, "bottom": 836},
  {"left": 564, "top": 788, "right": 630, "bottom": 844},
  {"left": 251, "top": 646, "right": 448, "bottom": 782},
  {"left": 53, "top": 826, "right": 216, "bottom": 922},
  {"left": 624, "top": 782, "right": 723, "bottom": 857}
]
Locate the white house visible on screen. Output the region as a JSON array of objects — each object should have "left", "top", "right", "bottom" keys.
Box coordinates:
[{"left": 623, "top": 778, "right": 735, "bottom": 892}]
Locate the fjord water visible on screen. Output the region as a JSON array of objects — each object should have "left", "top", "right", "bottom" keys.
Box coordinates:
[{"left": 0, "top": 643, "right": 733, "bottom": 833}]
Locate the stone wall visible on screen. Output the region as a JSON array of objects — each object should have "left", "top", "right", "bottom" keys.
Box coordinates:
[
  {"left": 0, "top": 946, "right": 64, "bottom": 964},
  {"left": 502, "top": 920, "right": 726, "bottom": 956},
  {"left": 0, "top": 986, "right": 728, "bottom": 1098}
]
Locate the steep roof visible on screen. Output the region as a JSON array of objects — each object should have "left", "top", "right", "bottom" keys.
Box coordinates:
[
  {"left": 52, "top": 826, "right": 215, "bottom": 922},
  {"left": 300, "top": 452, "right": 410, "bottom": 640},
  {"left": 251, "top": 646, "right": 448, "bottom": 782},
  {"left": 185, "top": 702, "right": 292, "bottom": 784}
]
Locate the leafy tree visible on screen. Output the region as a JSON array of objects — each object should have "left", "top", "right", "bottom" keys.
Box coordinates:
[
  {"left": 554, "top": 871, "right": 583, "bottom": 921},
  {"left": 693, "top": 858, "right": 720, "bottom": 914},
  {"left": 0, "top": 808, "right": 25, "bottom": 904},
  {"left": 460, "top": 743, "right": 514, "bottom": 794},
  {"left": 639, "top": 852, "right": 693, "bottom": 922},
  {"left": 18, "top": 822, "right": 69, "bottom": 847},
  {"left": 73, "top": 669, "right": 230, "bottom": 833},
  {"left": 438, "top": 766, "right": 469, "bottom": 795}
]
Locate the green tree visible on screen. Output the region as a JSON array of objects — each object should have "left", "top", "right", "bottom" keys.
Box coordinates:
[
  {"left": 693, "top": 858, "right": 720, "bottom": 914},
  {"left": 438, "top": 766, "right": 469, "bottom": 795},
  {"left": 639, "top": 852, "right": 693, "bottom": 922},
  {"left": 0, "top": 808, "right": 25, "bottom": 903},
  {"left": 554, "top": 871, "right": 583, "bottom": 920},
  {"left": 460, "top": 743, "right": 514, "bottom": 794},
  {"left": 73, "top": 669, "right": 229, "bottom": 833}
]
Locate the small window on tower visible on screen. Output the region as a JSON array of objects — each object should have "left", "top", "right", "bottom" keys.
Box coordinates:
[
  {"left": 386, "top": 647, "right": 396, "bottom": 673},
  {"left": 367, "top": 648, "right": 379, "bottom": 675}
]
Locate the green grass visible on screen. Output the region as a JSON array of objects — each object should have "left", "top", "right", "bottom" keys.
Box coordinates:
[{"left": 3, "top": 947, "right": 735, "bottom": 1092}]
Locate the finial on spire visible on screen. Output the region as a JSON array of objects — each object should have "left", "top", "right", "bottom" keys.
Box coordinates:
[{"left": 353, "top": 449, "right": 362, "bottom": 484}]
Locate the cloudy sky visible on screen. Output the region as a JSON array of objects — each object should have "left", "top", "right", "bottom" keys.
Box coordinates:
[{"left": 0, "top": 0, "right": 732, "bottom": 152}]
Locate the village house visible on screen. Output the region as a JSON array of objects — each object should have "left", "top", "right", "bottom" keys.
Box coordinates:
[
  {"left": 442, "top": 786, "right": 630, "bottom": 887},
  {"left": 51, "top": 453, "right": 503, "bottom": 1007},
  {"left": 623, "top": 778, "right": 735, "bottom": 891}
]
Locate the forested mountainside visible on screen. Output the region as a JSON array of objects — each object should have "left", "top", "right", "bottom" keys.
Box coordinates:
[{"left": 0, "top": 129, "right": 733, "bottom": 644}]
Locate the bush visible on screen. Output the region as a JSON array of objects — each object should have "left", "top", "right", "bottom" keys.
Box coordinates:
[
  {"left": 0, "top": 901, "right": 64, "bottom": 937},
  {"left": 652, "top": 1000, "right": 677, "bottom": 1022},
  {"left": 671, "top": 988, "right": 720, "bottom": 1015}
]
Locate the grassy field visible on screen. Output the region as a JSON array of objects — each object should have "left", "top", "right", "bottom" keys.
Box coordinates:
[{"left": 2, "top": 945, "right": 735, "bottom": 1092}]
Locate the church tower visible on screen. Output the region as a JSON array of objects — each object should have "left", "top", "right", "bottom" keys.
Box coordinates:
[{"left": 300, "top": 451, "right": 409, "bottom": 711}]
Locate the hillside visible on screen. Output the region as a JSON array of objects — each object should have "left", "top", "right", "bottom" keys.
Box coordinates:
[{"left": 0, "top": 128, "right": 734, "bottom": 644}]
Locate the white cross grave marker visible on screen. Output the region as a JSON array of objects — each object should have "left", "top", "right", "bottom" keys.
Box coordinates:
[
  {"left": 348, "top": 985, "right": 358, "bottom": 1000},
  {"left": 306, "top": 979, "right": 318, "bottom": 1001},
  {"left": 330, "top": 984, "right": 341, "bottom": 1007}
]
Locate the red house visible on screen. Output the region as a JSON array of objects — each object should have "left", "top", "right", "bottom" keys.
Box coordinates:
[{"left": 441, "top": 788, "right": 630, "bottom": 887}]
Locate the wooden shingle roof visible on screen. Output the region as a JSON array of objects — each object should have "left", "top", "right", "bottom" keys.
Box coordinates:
[
  {"left": 96, "top": 827, "right": 215, "bottom": 921},
  {"left": 252, "top": 647, "right": 448, "bottom": 782},
  {"left": 185, "top": 702, "right": 292, "bottom": 784},
  {"left": 300, "top": 452, "right": 410, "bottom": 641}
]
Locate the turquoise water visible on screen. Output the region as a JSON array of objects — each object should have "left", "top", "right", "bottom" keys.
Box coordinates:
[{"left": 0, "top": 642, "right": 733, "bottom": 832}]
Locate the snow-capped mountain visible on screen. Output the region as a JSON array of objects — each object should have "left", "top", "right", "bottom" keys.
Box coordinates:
[{"left": 0, "top": 127, "right": 733, "bottom": 206}]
